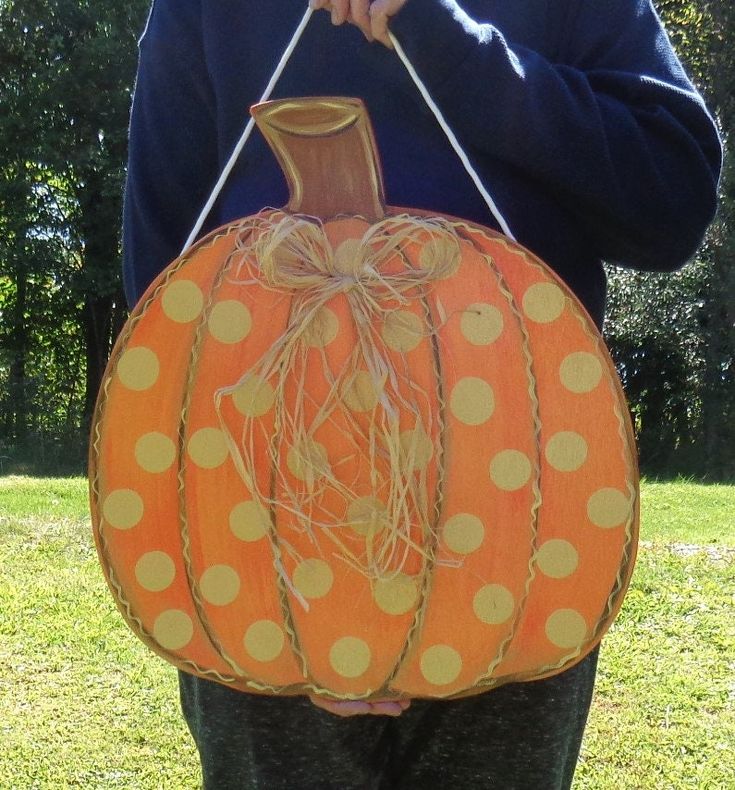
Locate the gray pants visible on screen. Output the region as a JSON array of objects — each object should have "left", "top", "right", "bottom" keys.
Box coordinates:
[{"left": 179, "top": 648, "right": 597, "bottom": 789}]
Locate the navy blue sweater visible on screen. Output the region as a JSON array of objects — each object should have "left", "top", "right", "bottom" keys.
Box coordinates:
[{"left": 123, "top": 0, "right": 722, "bottom": 327}]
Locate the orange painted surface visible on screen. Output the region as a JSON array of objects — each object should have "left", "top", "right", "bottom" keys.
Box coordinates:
[{"left": 90, "top": 210, "right": 638, "bottom": 701}]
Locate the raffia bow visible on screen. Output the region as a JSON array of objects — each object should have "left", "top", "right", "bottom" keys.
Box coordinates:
[{"left": 214, "top": 212, "right": 461, "bottom": 588}]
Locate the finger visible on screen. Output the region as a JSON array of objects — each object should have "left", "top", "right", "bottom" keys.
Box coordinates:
[
  {"left": 310, "top": 695, "right": 411, "bottom": 717},
  {"left": 348, "top": 0, "right": 373, "bottom": 40},
  {"left": 369, "top": 3, "right": 393, "bottom": 48},
  {"left": 309, "top": 696, "right": 372, "bottom": 717},
  {"left": 365, "top": 700, "right": 410, "bottom": 717},
  {"left": 330, "top": 0, "right": 350, "bottom": 25},
  {"left": 309, "top": 0, "right": 330, "bottom": 9}
]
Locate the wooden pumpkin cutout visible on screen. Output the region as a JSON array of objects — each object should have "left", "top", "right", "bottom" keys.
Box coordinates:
[{"left": 89, "top": 97, "right": 638, "bottom": 701}]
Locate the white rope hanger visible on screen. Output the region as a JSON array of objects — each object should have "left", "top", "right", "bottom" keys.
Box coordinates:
[
  {"left": 181, "top": 6, "right": 316, "bottom": 251},
  {"left": 388, "top": 31, "right": 515, "bottom": 240},
  {"left": 182, "top": 3, "right": 514, "bottom": 253}
]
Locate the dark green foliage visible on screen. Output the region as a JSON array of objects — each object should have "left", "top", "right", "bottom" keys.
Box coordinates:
[
  {"left": 0, "top": 0, "right": 732, "bottom": 478},
  {"left": 604, "top": 257, "right": 733, "bottom": 478},
  {"left": 0, "top": 0, "right": 149, "bottom": 472},
  {"left": 603, "top": 1, "right": 734, "bottom": 480}
]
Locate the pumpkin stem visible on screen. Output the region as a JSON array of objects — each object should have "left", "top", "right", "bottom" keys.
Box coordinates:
[{"left": 252, "top": 97, "right": 386, "bottom": 222}]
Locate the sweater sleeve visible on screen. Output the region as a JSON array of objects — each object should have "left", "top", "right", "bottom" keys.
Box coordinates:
[
  {"left": 122, "top": 0, "right": 217, "bottom": 306},
  {"left": 390, "top": 0, "right": 723, "bottom": 271}
]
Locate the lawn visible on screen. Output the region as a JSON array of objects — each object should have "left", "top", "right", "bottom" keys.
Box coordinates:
[{"left": 0, "top": 477, "right": 732, "bottom": 788}]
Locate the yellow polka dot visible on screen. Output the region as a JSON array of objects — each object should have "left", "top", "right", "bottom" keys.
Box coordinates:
[
  {"left": 382, "top": 310, "right": 424, "bottom": 353},
  {"left": 187, "top": 428, "right": 229, "bottom": 469},
  {"left": 489, "top": 450, "right": 533, "bottom": 491},
  {"left": 161, "top": 280, "right": 204, "bottom": 323},
  {"left": 347, "top": 496, "right": 388, "bottom": 538},
  {"left": 587, "top": 488, "right": 631, "bottom": 528},
  {"left": 460, "top": 303, "right": 503, "bottom": 346},
  {"left": 232, "top": 375, "right": 275, "bottom": 417},
  {"left": 559, "top": 352, "right": 603, "bottom": 394},
  {"left": 208, "top": 300, "right": 252, "bottom": 344},
  {"left": 418, "top": 237, "right": 459, "bottom": 272},
  {"left": 153, "top": 610, "right": 194, "bottom": 651},
  {"left": 522, "top": 282, "right": 566, "bottom": 323},
  {"left": 329, "top": 637, "right": 371, "bottom": 679},
  {"left": 399, "top": 423, "right": 433, "bottom": 471},
  {"left": 293, "top": 558, "right": 334, "bottom": 599},
  {"left": 420, "top": 645, "right": 463, "bottom": 686},
  {"left": 442, "top": 513, "right": 485, "bottom": 555},
  {"left": 135, "top": 432, "right": 176, "bottom": 474},
  {"left": 287, "top": 439, "right": 330, "bottom": 481},
  {"left": 135, "top": 551, "right": 176, "bottom": 592},
  {"left": 473, "top": 584, "right": 515, "bottom": 625},
  {"left": 545, "top": 609, "right": 588, "bottom": 649},
  {"left": 244, "top": 620, "right": 285, "bottom": 662},
  {"left": 537, "top": 540, "right": 579, "bottom": 579},
  {"left": 374, "top": 573, "right": 419, "bottom": 615},
  {"left": 229, "top": 501, "right": 271, "bottom": 542},
  {"left": 303, "top": 307, "right": 339, "bottom": 348},
  {"left": 200, "top": 565, "right": 241, "bottom": 606},
  {"left": 116, "top": 347, "right": 159, "bottom": 391},
  {"left": 333, "top": 238, "right": 363, "bottom": 276},
  {"left": 545, "top": 431, "right": 588, "bottom": 472},
  {"left": 102, "top": 489, "right": 144, "bottom": 530},
  {"left": 341, "top": 371, "right": 381, "bottom": 412},
  {"left": 450, "top": 377, "right": 495, "bottom": 426}
]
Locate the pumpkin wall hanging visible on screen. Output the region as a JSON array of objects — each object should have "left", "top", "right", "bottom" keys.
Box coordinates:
[{"left": 89, "top": 95, "right": 638, "bottom": 702}]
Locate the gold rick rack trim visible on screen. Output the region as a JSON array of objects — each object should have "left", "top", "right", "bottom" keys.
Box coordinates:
[
  {"left": 268, "top": 286, "right": 314, "bottom": 686},
  {"left": 456, "top": 225, "right": 544, "bottom": 693},
  {"left": 215, "top": 211, "right": 461, "bottom": 582},
  {"left": 467, "top": 227, "right": 639, "bottom": 688},
  {"left": 378, "top": 246, "right": 449, "bottom": 696},
  {"left": 91, "top": 211, "right": 637, "bottom": 700},
  {"left": 90, "top": 224, "right": 245, "bottom": 686},
  {"left": 211, "top": 210, "right": 462, "bottom": 699},
  {"left": 176, "top": 225, "right": 259, "bottom": 681}
]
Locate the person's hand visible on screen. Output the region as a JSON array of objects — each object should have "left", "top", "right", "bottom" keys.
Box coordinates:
[
  {"left": 309, "top": 694, "right": 412, "bottom": 717},
  {"left": 309, "top": 0, "right": 409, "bottom": 48}
]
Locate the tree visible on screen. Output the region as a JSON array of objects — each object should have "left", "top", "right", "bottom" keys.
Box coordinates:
[
  {"left": 604, "top": 1, "right": 734, "bottom": 480},
  {"left": 0, "top": 0, "right": 149, "bottom": 469},
  {"left": 0, "top": 0, "right": 732, "bottom": 477}
]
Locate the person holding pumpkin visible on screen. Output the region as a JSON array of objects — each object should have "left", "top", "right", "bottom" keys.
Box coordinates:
[{"left": 122, "top": 0, "right": 721, "bottom": 787}]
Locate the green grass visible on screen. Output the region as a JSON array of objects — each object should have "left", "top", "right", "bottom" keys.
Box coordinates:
[
  {"left": 576, "top": 545, "right": 734, "bottom": 788},
  {"left": 638, "top": 478, "right": 735, "bottom": 546},
  {"left": 0, "top": 476, "right": 197, "bottom": 788},
  {"left": 1, "top": 476, "right": 733, "bottom": 788},
  {"left": 0, "top": 475, "right": 90, "bottom": 521}
]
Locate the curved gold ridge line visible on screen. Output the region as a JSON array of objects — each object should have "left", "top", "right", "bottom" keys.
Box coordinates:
[
  {"left": 268, "top": 272, "right": 313, "bottom": 686},
  {"left": 379, "top": 245, "right": 448, "bottom": 697},
  {"left": 589, "top": 400, "right": 638, "bottom": 641},
  {"left": 177, "top": 220, "right": 283, "bottom": 682},
  {"left": 453, "top": 224, "right": 544, "bottom": 694},
  {"left": 92, "top": 225, "right": 242, "bottom": 685},
  {"left": 472, "top": 230, "right": 639, "bottom": 687},
  {"left": 521, "top": 285, "right": 637, "bottom": 683},
  {"left": 255, "top": 215, "right": 457, "bottom": 700},
  {"left": 207, "top": 210, "right": 313, "bottom": 689},
  {"left": 94, "top": 211, "right": 636, "bottom": 699},
  {"left": 257, "top": 99, "right": 362, "bottom": 137}
]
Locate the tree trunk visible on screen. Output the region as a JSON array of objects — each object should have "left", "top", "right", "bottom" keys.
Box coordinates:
[
  {"left": 77, "top": 169, "right": 127, "bottom": 443},
  {"left": 9, "top": 262, "right": 28, "bottom": 445}
]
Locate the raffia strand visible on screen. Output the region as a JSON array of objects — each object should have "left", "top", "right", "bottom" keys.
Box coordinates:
[{"left": 214, "top": 212, "right": 461, "bottom": 588}]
